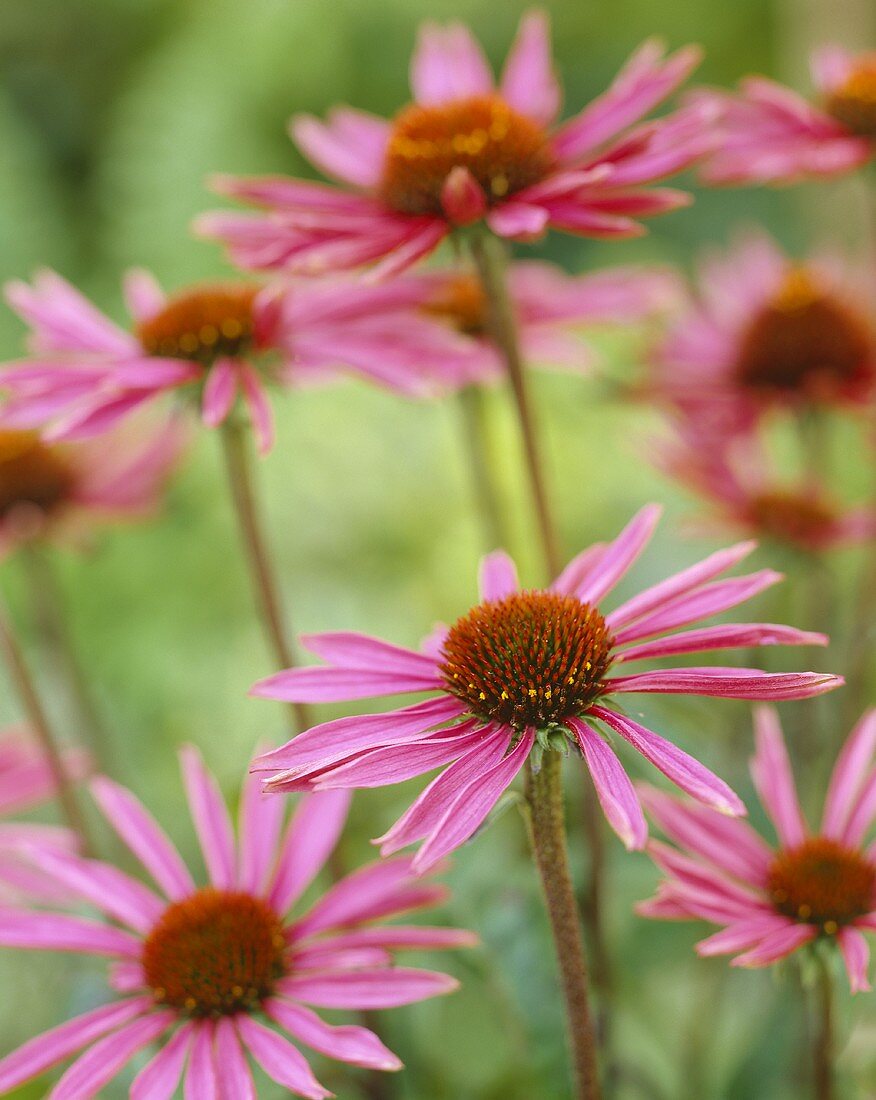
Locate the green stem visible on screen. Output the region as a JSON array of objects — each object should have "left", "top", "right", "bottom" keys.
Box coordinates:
[
  {"left": 0, "top": 593, "right": 91, "bottom": 852},
  {"left": 525, "top": 752, "right": 602, "bottom": 1100},
  {"left": 219, "top": 418, "right": 311, "bottom": 735},
  {"left": 469, "top": 231, "right": 562, "bottom": 578},
  {"left": 456, "top": 384, "right": 509, "bottom": 551},
  {"left": 812, "top": 954, "right": 835, "bottom": 1100}
]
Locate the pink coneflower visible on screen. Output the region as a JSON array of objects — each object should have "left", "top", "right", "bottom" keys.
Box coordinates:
[
  {"left": 653, "top": 419, "right": 876, "bottom": 554},
  {"left": 1, "top": 269, "right": 476, "bottom": 454},
  {"left": 198, "top": 14, "right": 709, "bottom": 278},
  {"left": 656, "top": 233, "right": 876, "bottom": 425},
  {"left": 638, "top": 706, "right": 876, "bottom": 992},
  {"left": 0, "top": 422, "right": 183, "bottom": 559},
  {"left": 389, "top": 259, "right": 678, "bottom": 385},
  {"left": 0, "top": 747, "right": 471, "bottom": 1097},
  {"left": 693, "top": 47, "right": 876, "bottom": 185},
  {"left": 250, "top": 505, "right": 841, "bottom": 867}
]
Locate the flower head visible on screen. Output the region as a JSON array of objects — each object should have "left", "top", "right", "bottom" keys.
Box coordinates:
[
  {"left": 251, "top": 505, "right": 841, "bottom": 867},
  {"left": 198, "top": 15, "right": 708, "bottom": 278},
  {"left": 0, "top": 746, "right": 471, "bottom": 1097},
  {"left": 1, "top": 269, "right": 478, "bottom": 454},
  {"left": 693, "top": 47, "right": 876, "bottom": 185},
  {"left": 638, "top": 707, "right": 876, "bottom": 992},
  {"left": 655, "top": 233, "right": 876, "bottom": 424}
]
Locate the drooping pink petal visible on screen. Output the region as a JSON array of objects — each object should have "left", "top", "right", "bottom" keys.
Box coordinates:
[
  {"left": 180, "top": 745, "right": 236, "bottom": 890},
  {"left": 49, "top": 1011, "right": 175, "bottom": 1100},
  {"left": 237, "top": 770, "right": 286, "bottom": 896},
  {"left": 589, "top": 706, "right": 744, "bottom": 815},
  {"left": 201, "top": 358, "right": 238, "bottom": 428},
  {"left": 267, "top": 789, "right": 351, "bottom": 915},
  {"left": 265, "top": 999, "right": 402, "bottom": 1071},
  {"left": 478, "top": 550, "right": 520, "bottom": 602},
  {"left": 412, "top": 729, "right": 535, "bottom": 871},
  {"left": 617, "top": 622, "right": 826, "bottom": 663},
  {"left": 131, "top": 1022, "right": 194, "bottom": 1100},
  {"left": 213, "top": 1017, "right": 256, "bottom": 1100},
  {"left": 239, "top": 363, "right": 275, "bottom": 455},
  {"left": 90, "top": 776, "right": 194, "bottom": 900},
  {"left": 410, "top": 21, "right": 494, "bottom": 105},
  {"left": 575, "top": 503, "right": 661, "bottom": 604},
  {"left": 695, "top": 915, "right": 793, "bottom": 957},
  {"left": 500, "top": 10, "right": 561, "bottom": 125},
  {"left": 751, "top": 707, "right": 807, "bottom": 847},
  {"left": 184, "top": 1021, "right": 218, "bottom": 1100},
  {"left": 0, "top": 997, "right": 153, "bottom": 1095},
  {"left": 304, "top": 925, "right": 479, "bottom": 954},
  {"left": 607, "top": 667, "right": 842, "bottom": 701},
  {"left": 278, "top": 967, "right": 459, "bottom": 1010},
  {"left": 822, "top": 710, "right": 876, "bottom": 839},
  {"left": 568, "top": 718, "right": 647, "bottom": 850},
  {"left": 299, "top": 633, "right": 439, "bottom": 677},
  {"left": 234, "top": 1016, "right": 331, "bottom": 1100},
  {"left": 731, "top": 924, "right": 817, "bottom": 968},
  {"left": 838, "top": 927, "right": 871, "bottom": 993},
  {"left": 0, "top": 909, "right": 141, "bottom": 957},
  {"left": 647, "top": 840, "right": 768, "bottom": 914}
]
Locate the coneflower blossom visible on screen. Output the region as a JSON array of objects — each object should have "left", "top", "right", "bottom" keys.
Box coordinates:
[
  {"left": 0, "top": 727, "right": 88, "bottom": 903},
  {"left": 653, "top": 419, "right": 876, "bottom": 554},
  {"left": 0, "top": 269, "right": 477, "bottom": 454},
  {"left": 0, "top": 422, "right": 183, "bottom": 559},
  {"left": 0, "top": 747, "right": 472, "bottom": 1098},
  {"left": 656, "top": 233, "right": 876, "bottom": 426},
  {"left": 251, "top": 505, "right": 841, "bottom": 867},
  {"left": 388, "top": 259, "right": 678, "bottom": 386},
  {"left": 198, "top": 13, "right": 709, "bottom": 278},
  {"left": 694, "top": 47, "right": 876, "bottom": 185},
  {"left": 638, "top": 707, "right": 876, "bottom": 992}
]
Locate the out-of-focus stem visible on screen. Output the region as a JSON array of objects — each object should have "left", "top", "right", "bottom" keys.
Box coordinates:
[
  {"left": 0, "top": 593, "right": 90, "bottom": 851},
  {"left": 219, "top": 417, "right": 310, "bottom": 735},
  {"left": 526, "top": 752, "right": 602, "bottom": 1100},
  {"left": 456, "top": 384, "right": 509, "bottom": 551},
  {"left": 812, "top": 955, "right": 835, "bottom": 1100},
  {"left": 21, "top": 545, "right": 111, "bottom": 771}
]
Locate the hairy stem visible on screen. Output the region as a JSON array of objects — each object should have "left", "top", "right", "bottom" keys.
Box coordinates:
[
  {"left": 219, "top": 418, "right": 311, "bottom": 735},
  {"left": 526, "top": 752, "right": 602, "bottom": 1100}
]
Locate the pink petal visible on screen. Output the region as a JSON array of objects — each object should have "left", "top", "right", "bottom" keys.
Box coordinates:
[
  {"left": 478, "top": 550, "right": 519, "bottom": 601},
  {"left": 184, "top": 1022, "right": 218, "bottom": 1100},
  {"left": 568, "top": 718, "right": 647, "bottom": 850},
  {"left": 412, "top": 729, "right": 536, "bottom": 871},
  {"left": 214, "top": 1017, "right": 256, "bottom": 1100},
  {"left": 485, "top": 202, "right": 550, "bottom": 240},
  {"left": 550, "top": 542, "right": 607, "bottom": 596},
  {"left": 822, "top": 710, "right": 876, "bottom": 839},
  {"left": 0, "top": 997, "right": 152, "bottom": 1095},
  {"left": 731, "top": 924, "right": 817, "bottom": 968},
  {"left": 237, "top": 770, "right": 286, "bottom": 896},
  {"left": 239, "top": 363, "right": 275, "bottom": 455},
  {"left": 617, "top": 622, "right": 826, "bottom": 663},
  {"left": 180, "top": 745, "right": 236, "bottom": 890},
  {"left": 252, "top": 666, "right": 443, "bottom": 704},
  {"left": 90, "top": 776, "right": 194, "bottom": 900},
  {"left": 647, "top": 840, "right": 768, "bottom": 915},
  {"left": 267, "top": 789, "right": 351, "bottom": 914},
  {"left": 292, "top": 110, "right": 389, "bottom": 190},
  {"left": 589, "top": 705, "right": 744, "bottom": 815},
  {"left": 410, "top": 21, "right": 493, "bottom": 104},
  {"left": 751, "top": 707, "right": 807, "bottom": 847},
  {"left": 201, "top": 358, "right": 239, "bottom": 428},
  {"left": 122, "top": 269, "right": 165, "bottom": 325},
  {"left": 842, "top": 770, "right": 876, "bottom": 847},
  {"left": 607, "top": 668, "right": 843, "bottom": 701},
  {"left": 306, "top": 925, "right": 478, "bottom": 953},
  {"left": 0, "top": 909, "right": 141, "bottom": 957},
  {"left": 299, "top": 632, "right": 439, "bottom": 677},
  {"left": 278, "top": 967, "right": 458, "bottom": 1009},
  {"left": 265, "top": 999, "right": 402, "bottom": 1071},
  {"left": 131, "top": 1022, "right": 193, "bottom": 1100},
  {"left": 695, "top": 915, "right": 793, "bottom": 957},
  {"left": 440, "top": 166, "right": 488, "bottom": 225},
  {"left": 838, "top": 927, "right": 871, "bottom": 993},
  {"left": 576, "top": 504, "right": 662, "bottom": 605},
  {"left": 49, "top": 1011, "right": 175, "bottom": 1100},
  {"left": 234, "top": 1016, "right": 331, "bottom": 1100},
  {"left": 500, "top": 10, "right": 561, "bottom": 125}
]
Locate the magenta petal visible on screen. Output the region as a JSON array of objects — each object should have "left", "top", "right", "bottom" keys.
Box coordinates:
[
  {"left": 213, "top": 1017, "right": 256, "bottom": 1100},
  {"left": 410, "top": 21, "right": 493, "bottom": 105},
  {"left": 751, "top": 707, "right": 807, "bottom": 847},
  {"left": 131, "top": 1022, "right": 194, "bottom": 1100},
  {"left": 576, "top": 504, "right": 661, "bottom": 605},
  {"left": 298, "top": 632, "right": 439, "bottom": 677},
  {"left": 568, "top": 718, "right": 647, "bottom": 849},
  {"left": 617, "top": 622, "right": 827, "bottom": 663},
  {"left": 838, "top": 927, "right": 871, "bottom": 993},
  {"left": 607, "top": 667, "right": 843, "bottom": 701},
  {"left": 550, "top": 542, "right": 607, "bottom": 596},
  {"left": 234, "top": 1016, "right": 331, "bottom": 1100},
  {"left": 731, "top": 923, "right": 817, "bottom": 968},
  {"left": 695, "top": 916, "right": 791, "bottom": 957},
  {"left": 499, "top": 10, "right": 561, "bottom": 125},
  {"left": 267, "top": 789, "right": 351, "bottom": 915},
  {"left": 842, "top": 770, "right": 876, "bottom": 847},
  {"left": 0, "top": 909, "right": 142, "bottom": 957},
  {"left": 239, "top": 363, "right": 275, "bottom": 456},
  {"left": 822, "top": 709, "right": 876, "bottom": 839},
  {"left": 180, "top": 745, "right": 236, "bottom": 890},
  {"left": 252, "top": 666, "right": 443, "bottom": 703},
  {"left": 478, "top": 550, "right": 519, "bottom": 602},
  {"left": 184, "top": 1022, "right": 218, "bottom": 1100},
  {"left": 589, "top": 705, "right": 744, "bottom": 815},
  {"left": 237, "top": 770, "right": 286, "bottom": 896},
  {"left": 201, "top": 358, "right": 238, "bottom": 428},
  {"left": 279, "top": 967, "right": 458, "bottom": 1010},
  {"left": 486, "top": 202, "right": 550, "bottom": 240},
  {"left": 265, "top": 999, "right": 402, "bottom": 1071}
]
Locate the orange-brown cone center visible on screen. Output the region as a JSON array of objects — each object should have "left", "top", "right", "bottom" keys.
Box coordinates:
[
  {"left": 734, "top": 269, "right": 873, "bottom": 400},
  {"left": 422, "top": 274, "right": 489, "bottom": 335},
  {"left": 746, "top": 491, "right": 837, "bottom": 548},
  {"left": 767, "top": 837, "right": 875, "bottom": 933},
  {"left": 136, "top": 285, "right": 259, "bottom": 368},
  {"left": 0, "top": 430, "right": 75, "bottom": 519},
  {"left": 826, "top": 60, "right": 876, "bottom": 139},
  {"left": 439, "top": 590, "right": 614, "bottom": 729},
  {"left": 142, "top": 888, "right": 286, "bottom": 1017},
  {"left": 380, "top": 94, "right": 553, "bottom": 216}
]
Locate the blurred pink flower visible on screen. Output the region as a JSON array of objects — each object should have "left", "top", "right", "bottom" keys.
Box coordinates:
[
  {"left": 653, "top": 419, "right": 876, "bottom": 553},
  {"left": 1, "top": 270, "right": 478, "bottom": 454},
  {"left": 198, "top": 15, "right": 709, "bottom": 278},
  {"left": 251, "top": 505, "right": 841, "bottom": 866},
  {"left": 693, "top": 47, "right": 876, "bottom": 185},
  {"left": 386, "top": 260, "right": 679, "bottom": 386},
  {"left": 638, "top": 707, "right": 876, "bottom": 992},
  {"left": 0, "top": 421, "right": 184, "bottom": 559},
  {"left": 655, "top": 232, "right": 876, "bottom": 426},
  {"left": 0, "top": 746, "right": 471, "bottom": 1098}
]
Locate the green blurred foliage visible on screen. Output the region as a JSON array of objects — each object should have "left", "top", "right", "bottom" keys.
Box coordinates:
[{"left": 0, "top": 0, "right": 874, "bottom": 1097}]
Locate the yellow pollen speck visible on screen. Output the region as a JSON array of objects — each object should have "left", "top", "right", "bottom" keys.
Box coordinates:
[
  {"left": 491, "top": 173, "right": 509, "bottom": 197},
  {"left": 797, "top": 904, "right": 812, "bottom": 920},
  {"left": 184, "top": 997, "right": 197, "bottom": 1011},
  {"left": 500, "top": 691, "right": 509, "bottom": 700},
  {"left": 179, "top": 333, "right": 200, "bottom": 354},
  {"left": 824, "top": 920, "right": 838, "bottom": 935},
  {"left": 199, "top": 324, "right": 218, "bottom": 346},
  {"left": 231, "top": 985, "right": 244, "bottom": 998},
  {"left": 479, "top": 691, "right": 486, "bottom": 700},
  {"left": 545, "top": 690, "right": 552, "bottom": 700},
  {"left": 153, "top": 987, "right": 166, "bottom": 1000},
  {"left": 221, "top": 319, "right": 243, "bottom": 339},
  {"left": 528, "top": 688, "right": 537, "bottom": 697},
  {"left": 584, "top": 661, "right": 591, "bottom": 671}
]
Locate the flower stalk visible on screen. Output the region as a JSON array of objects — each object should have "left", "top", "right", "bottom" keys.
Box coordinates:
[
  {"left": 456, "top": 384, "right": 509, "bottom": 552},
  {"left": 812, "top": 953, "right": 835, "bottom": 1100},
  {"left": 219, "top": 415, "right": 311, "bottom": 734},
  {"left": 525, "top": 751, "right": 602, "bottom": 1100}
]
